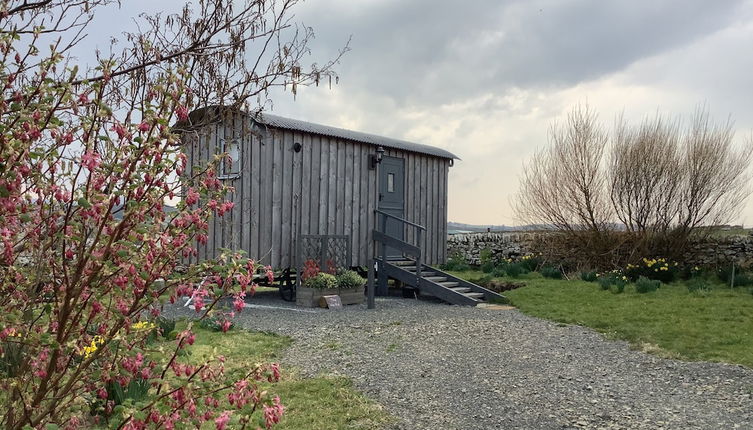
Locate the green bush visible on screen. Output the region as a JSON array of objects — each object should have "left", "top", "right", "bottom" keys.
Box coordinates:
[
  {"left": 480, "top": 261, "right": 496, "bottom": 273},
  {"left": 0, "top": 340, "right": 24, "bottom": 377},
  {"left": 492, "top": 266, "right": 508, "bottom": 278},
  {"left": 440, "top": 253, "right": 470, "bottom": 271},
  {"left": 479, "top": 248, "right": 494, "bottom": 266},
  {"left": 336, "top": 270, "right": 366, "bottom": 289},
  {"left": 625, "top": 258, "right": 677, "bottom": 283},
  {"left": 635, "top": 276, "right": 661, "bottom": 294},
  {"left": 519, "top": 255, "right": 539, "bottom": 272},
  {"left": 198, "top": 314, "right": 235, "bottom": 332},
  {"left": 733, "top": 272, "right": 753, "bottom": 287},
  {"left": 613, "top": 280, "right": 626, "bottom": 294},
  {"left": 106, "top": 377, "right": 150, "bottom": 406},
  {"left": 580, "top": 271, "right": 598, "bottom": 282},
  {"left": 717, "top": 266, "right": 753, "bottom": 287},
  {"left": 505, "top": 263, "right": 525, "bottom": 278},
  {"left": 155, "top": 316, "right": 176, "bottom": 338},
  {"left": 686, "top": 278, "right": 712, "bottom": 296},
  {"left": 597, "top": 276, "right": 613, "bottom": 290},
  {"left": 540, "top": 266, "right": 562, "bottom": 279},
  {"left": 303, "top": 272, "right": 338, "bottom": 289}
]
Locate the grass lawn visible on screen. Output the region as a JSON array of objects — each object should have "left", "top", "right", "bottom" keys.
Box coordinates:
[
  {"left": 450, "top": 270, "right": 753, "bottom": 368},
  {"left": 162, "top": 323, "right": 391, "bottom": 429}
]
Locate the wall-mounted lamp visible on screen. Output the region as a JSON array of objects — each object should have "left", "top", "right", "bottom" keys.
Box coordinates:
[
  {"left": 370, "top": 146, "right": 385, "bottom": 169},
  {"left": 293, "top": 142, "right": 302, "bottom": 153}
]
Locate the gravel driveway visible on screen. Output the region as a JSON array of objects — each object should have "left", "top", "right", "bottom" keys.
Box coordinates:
[{"left": 166, "top": 293, "right": 753, "bottom": 429}]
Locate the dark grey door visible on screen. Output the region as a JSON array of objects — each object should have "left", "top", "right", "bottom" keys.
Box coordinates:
[{"left": 378, "top": 156, "right": 405, "bottom": 259}]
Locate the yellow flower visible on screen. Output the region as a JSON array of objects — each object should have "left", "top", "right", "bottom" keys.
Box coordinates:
[
  {"left": 694, "top": 266, "right": 699, "bottom": 271},
  {"left": 83, "top": 336, "right": 105, "bottom": 359},
  {"left": 131, "top": 321, "right": 156, "bottom": 331}
]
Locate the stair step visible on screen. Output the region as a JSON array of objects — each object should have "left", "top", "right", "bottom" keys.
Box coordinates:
[
  {"left": 440, "top": 281, "right": 460, "bottom": 288},
  {"left": 464, "top": 292, "right": 485, "bottom": 299},
  {"left": 448, "top": 286, "right": 470, "bottom": 293},
  {"left": 424, "top": 276, "right": 447, "bottom": 282},
  {"left": 392, "top": 260, "right": 415, "bottom": 266}
]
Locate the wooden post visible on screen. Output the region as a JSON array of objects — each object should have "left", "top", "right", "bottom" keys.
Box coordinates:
[
  {"left": 367, "top": 255, "right": 376, "bottom": 309},
  {"left": 415, "top": 228, "right": 423, "bottom": 288},
  {"left": 377, "top": 214, "right": 388, "bottom": 296}
]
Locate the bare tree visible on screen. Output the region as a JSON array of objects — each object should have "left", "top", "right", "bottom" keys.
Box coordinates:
[
  {"left": 516, "top": 104, "right": 753, "bottom": 267},
  {"left": 516, "top": 104, "right": 610, "bottom": 233}
]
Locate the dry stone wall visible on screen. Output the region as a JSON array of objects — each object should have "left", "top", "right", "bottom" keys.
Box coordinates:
[{"left": 447, "top": 232, "right": 753, "bottom": 268}]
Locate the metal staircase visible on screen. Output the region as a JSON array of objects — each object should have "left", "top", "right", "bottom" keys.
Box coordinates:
[{"left": 368, "top": 210, "right": 506, "bottom": 307}]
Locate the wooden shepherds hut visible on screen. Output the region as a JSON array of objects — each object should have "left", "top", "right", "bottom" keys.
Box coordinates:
[{"left": 180, "top": 107, "right": 503, "bottom": 306}]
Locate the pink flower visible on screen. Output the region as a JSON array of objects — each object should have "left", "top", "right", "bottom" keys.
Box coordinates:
[
  {"left": 81, "top": 151, "right": 101, "bottom": 170},
  {"left": 185, "top": 188, "right": 199, "bottom": 206},
  {"left": 176, "top": 105, "right": 189, "bottom": 121},
  {"left": 263, "top": 396, "right": 284, "bottom": 429},
  {"left": 138, "top": 121, "right": 150, "bottom": 132},
  {"left": 220, "top": 319, "right": 231, "bottom": 333},
  {"left": 214, "top": 411, "right": 230, "bottom": 430}
]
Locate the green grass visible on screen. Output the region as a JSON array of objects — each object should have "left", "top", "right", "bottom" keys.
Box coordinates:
[
  {"left": 163, "top": 323, "right": 391, "bottom": 429},
  {"left": 450, "top": 270, "right": 753, "bottom": 368}
]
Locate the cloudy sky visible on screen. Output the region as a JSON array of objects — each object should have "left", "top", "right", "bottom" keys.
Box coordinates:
[{"left": 86, "top": 0, "right": 753, "bottom": 226}]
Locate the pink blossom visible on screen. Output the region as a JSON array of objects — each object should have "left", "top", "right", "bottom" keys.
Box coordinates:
[
  {"left": 185, "top": 188, "right": 199, "bottom": 206},
  {"left": 81, "top": 151, "right": 101, "bottom": 170},
  {"left": 176, "top": 105, "right": 189, "bottom": 121},
  {"left": 214, "top": 411, "right": 231, "bottom": 430},
  {"left": 138, "top": 121, "right": 150, "bottom": 132},
  {"left": 263, "top": 396, "right": 285, "bottom": 429}
]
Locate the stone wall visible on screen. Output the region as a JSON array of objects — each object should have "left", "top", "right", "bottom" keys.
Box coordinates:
[
  {"left": 447, "top": 232, "right": 753, "bottom": 268},
  {"left": 446, "top": 232, "right": 537, "bottom": 265}
]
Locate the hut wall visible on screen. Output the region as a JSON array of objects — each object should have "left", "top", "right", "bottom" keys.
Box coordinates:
[{"left": 184, "top": 113, "right": 450, "bottom": 268}]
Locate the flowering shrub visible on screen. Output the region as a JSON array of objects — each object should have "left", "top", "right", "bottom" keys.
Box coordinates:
[
  {"left": 303, "top": 272, "right": 338, "bottom": 290},
  {"left": 336, "top": 270, "right": 366, "bottom": 289},
  {"left": 301, "top": 259, "right": 321, "bottom": 282},
  {"left": 625, "top": 258, "right": 678, "bottom": 283},
  {"left": 0, "top": 0, "right": 344, "bottom": 427}
]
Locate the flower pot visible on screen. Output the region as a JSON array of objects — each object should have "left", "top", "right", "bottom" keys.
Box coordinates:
[
  {"left": 295, "top": 286, "right": 365, "bottom": 307},
  {"left": 337, "top": 285, "right": 365, "bottom": 305},
  {"left": 296, "top": 287, "right": 339, "bottom": 308}
]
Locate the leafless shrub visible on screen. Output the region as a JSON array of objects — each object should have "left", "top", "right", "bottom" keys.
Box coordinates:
[{"left": 516, "top": 104, "right": 753, "bottom": 267}]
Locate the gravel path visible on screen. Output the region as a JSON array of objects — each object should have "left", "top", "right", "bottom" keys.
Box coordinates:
[{"left": 166, "top": 293, "right": 753, "bottom": 429}]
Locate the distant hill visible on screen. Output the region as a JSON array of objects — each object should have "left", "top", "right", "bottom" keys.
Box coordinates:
[{"left": 447, "top": 222, "right": 547, "bottom": 234}]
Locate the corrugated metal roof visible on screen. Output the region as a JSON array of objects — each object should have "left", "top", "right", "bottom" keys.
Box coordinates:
[{"left": 253, "top": 113, "right": 458, "bottom": 160}]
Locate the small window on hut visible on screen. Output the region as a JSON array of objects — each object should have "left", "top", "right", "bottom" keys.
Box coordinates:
[
  {"left": 387, "top": 173, "right": 395, "bottom": 192},
  {"left": 220, "top": 139, "right": 240, "bottom": 178}
]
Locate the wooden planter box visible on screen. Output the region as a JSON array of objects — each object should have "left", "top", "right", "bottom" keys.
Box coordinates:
[{"left": 296, "top": 286, "right": 365, "bottom": 307}]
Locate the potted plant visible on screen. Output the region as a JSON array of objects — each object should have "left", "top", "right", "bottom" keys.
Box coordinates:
[
  {"left": 335, "top": 270, "right": 366, "bottom": 305},
  {"left": 296, "top": 272, "right": 339, "bottom": 307}
]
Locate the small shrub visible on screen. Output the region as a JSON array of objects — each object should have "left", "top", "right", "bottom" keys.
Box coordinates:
[
  {"left": 635, "top": 276, "right": 661, "bottom": 294},
  {"left": 505, "top": 263, "right": 524, "bottom": 278},
  {"left": 303, "top": 272, "right": 338, "bottom": 289},
  {"left": 597, "top": 276, "right": 613, "bottom": 290},
  {"left": 479, "top": 248, "right": 494, "bottom": 266},
  {"left": 0, "top": 341, "right": 25, "bottom": 377},
  {"left": 612, "top": 280, "right": 626, "bottom": 294},
  {"left": 625, "top": 258, "right": 677, "bottom": 283},
  {"left": 336, "top": 270, "right": 366, "bottom": 289},
  {"left": 106, "top": 377, "right": 150, "bottom": 406},
  {"left": 480, "top": 261, "right": 496, "bottom": 273},
  {"left": 155, "top": 316, "right": 177, "bottom": 338},
  {"left": 733, "top": 272, "right": 753, "bottom": 287},
  {"left": 492, "top": 266, "right": 508, "bottom": 278},
  {"left": 198, "top": 314, "right": 235, "bottom": 332},
  {"left": 519, "top": 255, "right": 540, "bottom": 272},
  {"left": 686, "top": 278, "right": 712, "bottom": 296},
  {"left": 580, "top": 271, "right": 598, "bottom": 282},
  {"left": 540, "top": 266, "right": 562, "bottom": 279},
  {"left": 440, "top": 253, "right": 470, "bottom": 271}
]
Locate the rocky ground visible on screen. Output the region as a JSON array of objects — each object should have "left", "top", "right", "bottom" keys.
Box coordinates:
[{"left": 165, "top": 292, "right": 753, "bottom": 429}]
